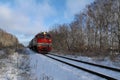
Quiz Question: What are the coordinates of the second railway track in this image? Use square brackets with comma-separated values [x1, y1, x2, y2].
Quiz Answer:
[43, 53, 120, 80]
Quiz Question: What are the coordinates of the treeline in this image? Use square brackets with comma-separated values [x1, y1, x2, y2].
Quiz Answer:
[0, 29, 23, 49]
[49, 0, 120, 56]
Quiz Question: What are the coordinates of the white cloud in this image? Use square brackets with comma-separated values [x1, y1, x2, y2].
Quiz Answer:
[0, 0, 56, 45]
[0, 5, 11, 20]
[0, 0, 56, 44]
[0, 0, 56, 34]
[64, 0, 94, 19]
[0, 0, 94, 45]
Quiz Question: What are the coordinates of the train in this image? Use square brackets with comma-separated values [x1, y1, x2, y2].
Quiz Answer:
[28, 32, 52, 53]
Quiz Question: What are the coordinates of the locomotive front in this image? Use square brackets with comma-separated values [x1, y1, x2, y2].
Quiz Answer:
[35, 32, 52, 53]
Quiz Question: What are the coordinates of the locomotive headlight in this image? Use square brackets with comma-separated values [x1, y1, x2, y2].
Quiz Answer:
[44, 32, 46, 35]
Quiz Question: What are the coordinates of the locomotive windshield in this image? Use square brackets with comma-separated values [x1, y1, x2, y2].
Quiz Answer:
[36, 33, 44, 38]
[36, 32, 51, 39]
[45, 34, 51, 39]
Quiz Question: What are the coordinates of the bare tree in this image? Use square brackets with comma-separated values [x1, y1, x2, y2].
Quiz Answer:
[49, 0, 120, 56]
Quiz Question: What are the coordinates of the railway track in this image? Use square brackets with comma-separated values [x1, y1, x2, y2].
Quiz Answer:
[44, 53, 120, 80]
[49, 53, 120, 72]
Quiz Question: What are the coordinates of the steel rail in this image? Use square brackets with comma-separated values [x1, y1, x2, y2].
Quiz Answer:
[49, 53, 120, 73]
[45, 54, 116, 80]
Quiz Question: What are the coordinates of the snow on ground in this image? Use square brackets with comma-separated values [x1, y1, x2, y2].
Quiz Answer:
[0, 50, 5, 55]
[48, 54, 120, 80]
[57, 53, 120, 69]
[0, 49, 33, 80]
[28, 49, 105, 80]
[0, 48, 119, 80]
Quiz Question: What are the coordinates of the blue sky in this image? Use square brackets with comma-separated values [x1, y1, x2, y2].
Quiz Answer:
[0, 0, 94, 46]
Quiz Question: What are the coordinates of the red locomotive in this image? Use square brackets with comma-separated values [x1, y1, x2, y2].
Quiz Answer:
[29, 32, 52, 53]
